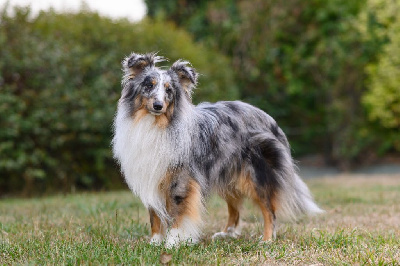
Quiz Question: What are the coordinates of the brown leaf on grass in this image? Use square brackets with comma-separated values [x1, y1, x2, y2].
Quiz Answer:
[160, 252, 172, 264]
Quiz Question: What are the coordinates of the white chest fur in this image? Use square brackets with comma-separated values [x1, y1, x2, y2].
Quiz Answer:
[112, 107, 172, 219]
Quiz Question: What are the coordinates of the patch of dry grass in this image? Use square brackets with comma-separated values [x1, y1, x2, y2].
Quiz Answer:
[1, 175, 399, 264]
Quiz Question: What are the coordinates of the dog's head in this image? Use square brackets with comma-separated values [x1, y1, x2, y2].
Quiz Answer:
[120, 52, 198, 125]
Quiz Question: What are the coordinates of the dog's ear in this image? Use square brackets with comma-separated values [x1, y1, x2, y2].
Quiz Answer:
[170, 60, 198, 98]
[122, 52, 165, 79]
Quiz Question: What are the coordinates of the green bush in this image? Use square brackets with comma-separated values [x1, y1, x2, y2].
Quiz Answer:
[362, 0, 400, 153]
[146, 0, 400, 166]
[0, 6, 238, 195]
[146, 0, 370, 165]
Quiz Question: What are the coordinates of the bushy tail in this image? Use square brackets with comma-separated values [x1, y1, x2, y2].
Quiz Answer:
[275, 172, 324, 222]
[251, 132, 324, 222]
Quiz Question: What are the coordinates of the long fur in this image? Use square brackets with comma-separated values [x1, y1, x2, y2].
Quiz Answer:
[112, 52, 323, 247]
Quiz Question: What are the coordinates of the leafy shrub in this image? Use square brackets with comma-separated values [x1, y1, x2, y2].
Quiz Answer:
[0, 6, 238, 195]
[362, 0, 400, 153]
[146, 0, 370, 165]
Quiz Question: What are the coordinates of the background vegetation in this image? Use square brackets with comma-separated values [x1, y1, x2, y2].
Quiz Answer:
[146, 0, 400, 166]
[1, 0, 400, 195]
[0, 5, 237, 195]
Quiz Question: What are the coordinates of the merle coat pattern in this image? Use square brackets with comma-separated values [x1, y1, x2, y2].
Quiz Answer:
[112, 52, 322, 247]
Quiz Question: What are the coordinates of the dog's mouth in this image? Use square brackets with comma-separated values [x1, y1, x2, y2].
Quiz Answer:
[149, 110, 163, 116]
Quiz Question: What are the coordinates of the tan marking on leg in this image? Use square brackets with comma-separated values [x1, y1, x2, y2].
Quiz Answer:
[255, 198, 274, 241]
[236, 170, 276, 241]
[163, 176, 203, 247]
[270, 192, 278, 214]
[213, 171, 246, 238]
[158, 171, 174, 221]
[224, 195, 242, 232]
[254, 190, 277, 241]
[157, 171, 202, 247]
[173, 180, 202, 228]
[149, 208, 163, 237]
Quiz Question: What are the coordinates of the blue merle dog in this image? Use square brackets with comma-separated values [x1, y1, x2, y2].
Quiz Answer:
[112, 52, 322, 248]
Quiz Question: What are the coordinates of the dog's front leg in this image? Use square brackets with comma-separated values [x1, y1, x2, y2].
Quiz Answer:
[164, 178, 203, 248]
[149, 208, 165, 245]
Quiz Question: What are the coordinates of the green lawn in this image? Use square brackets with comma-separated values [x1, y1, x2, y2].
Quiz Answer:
[1, 175, 399, 265]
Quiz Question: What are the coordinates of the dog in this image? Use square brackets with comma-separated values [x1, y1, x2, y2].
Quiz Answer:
[112, 52, 322, 247]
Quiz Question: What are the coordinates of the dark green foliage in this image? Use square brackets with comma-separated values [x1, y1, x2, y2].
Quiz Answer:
[362, 0, 400, 154]
[2, 0, 400, 195]
[0, 6, 238, 195]
[145, 0, 400, 166]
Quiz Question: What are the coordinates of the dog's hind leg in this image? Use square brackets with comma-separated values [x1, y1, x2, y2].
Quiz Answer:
[254, 195, 277, 241]
[212, 195, 243, 239]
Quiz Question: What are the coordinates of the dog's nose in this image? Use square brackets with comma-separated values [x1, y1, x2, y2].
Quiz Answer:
[153, 101, 163, 111]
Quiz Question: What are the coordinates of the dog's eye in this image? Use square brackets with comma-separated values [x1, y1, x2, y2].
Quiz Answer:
[166, 88, 172, 94]
[146, 84, 153, 89]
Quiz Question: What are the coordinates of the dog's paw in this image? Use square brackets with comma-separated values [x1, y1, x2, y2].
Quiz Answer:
[150, 233, 163, 245]
[258, 232, 276, 244]
[212, 231, 229, 239]
[212, 225, 241, 240]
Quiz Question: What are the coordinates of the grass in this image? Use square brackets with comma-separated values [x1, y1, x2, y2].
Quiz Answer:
[1, 175, 400, 265]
